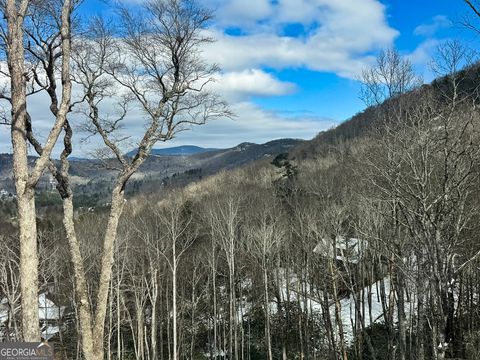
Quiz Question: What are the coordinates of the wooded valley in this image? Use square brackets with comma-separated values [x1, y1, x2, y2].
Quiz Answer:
[2, 0, 480, 359]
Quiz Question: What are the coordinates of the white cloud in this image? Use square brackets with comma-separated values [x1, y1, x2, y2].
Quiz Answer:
[414, 15, 451, 37]
[407, 39, 440, 65]
[116, 0, 397, 78]
[201, 0, 398, 78]
[203, 30, 381, 78]
[0, 82, 331, 156]
[210, 0, 273, 29]
[0, 101, 333, 155]
[212, 69, 297, 101]
[159, 101, 336, 149]
[405, 39, 441, 81]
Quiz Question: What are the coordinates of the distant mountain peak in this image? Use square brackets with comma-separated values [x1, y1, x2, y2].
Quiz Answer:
[127, 145, 219, 157]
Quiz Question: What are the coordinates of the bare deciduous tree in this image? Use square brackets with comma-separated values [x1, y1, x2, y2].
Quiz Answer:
[360, 48, 422, 107]
[38, 1, 231, 359]
[0, 0, 73, 341]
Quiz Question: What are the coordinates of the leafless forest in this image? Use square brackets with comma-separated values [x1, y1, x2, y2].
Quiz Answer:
[2, 0, 480, 359]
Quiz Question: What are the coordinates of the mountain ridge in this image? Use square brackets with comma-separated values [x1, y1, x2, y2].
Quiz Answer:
[126, 145, 220, 157]
[0, 138, 304, 198]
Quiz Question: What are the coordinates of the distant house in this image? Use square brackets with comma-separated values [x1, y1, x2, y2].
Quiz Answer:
[0, 292, 66, 341]
[313, 236, 368, 265]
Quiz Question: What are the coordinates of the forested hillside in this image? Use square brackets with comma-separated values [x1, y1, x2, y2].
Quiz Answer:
[3, 43, 480, 360]
[2, 0, 480, 359]
[0, 139, 302, 206]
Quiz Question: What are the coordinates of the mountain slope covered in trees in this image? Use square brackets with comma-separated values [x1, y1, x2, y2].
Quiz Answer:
[0, 139, 302, 204]
[3, 0, 480, 359]
[2, 24, 480, 360]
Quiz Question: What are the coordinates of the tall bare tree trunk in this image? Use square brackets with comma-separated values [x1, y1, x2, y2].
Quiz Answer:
[396, 272, 407, 360]
[416, 251, 426, 360]
[150, 270, 158, 360]
[296, 277, 305, 360]
[263, 265, 273, 360]
[6, 0, 74, 342]
[93, 188, 126, 358]
[275, 260, 288, 360]
[329, 259, 348, 360]
[62, 186, 126, 360]
[172, 256, 178, 360]
[16, 191, 39, 341]
[117, 267, 122, 360]
[63, 197, 97, 359]
[6, 0, 39, 342]
[228, 255, 235, 360]
[211, 240, 218, 360]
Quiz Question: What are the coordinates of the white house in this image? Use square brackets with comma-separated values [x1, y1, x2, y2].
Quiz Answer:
[313, 236, 368, 264]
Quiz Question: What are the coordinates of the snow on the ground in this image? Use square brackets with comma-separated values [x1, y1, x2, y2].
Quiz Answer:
[337, 278, 397, 343]
[272, 273, 412, 344]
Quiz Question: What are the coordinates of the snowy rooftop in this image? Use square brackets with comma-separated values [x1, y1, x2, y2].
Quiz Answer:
[313, 236, 368, 264]
[1, 293, 66, 341]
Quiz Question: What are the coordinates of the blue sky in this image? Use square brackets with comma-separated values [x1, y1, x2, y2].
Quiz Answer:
[250, 1, 477, 121]
[82, 0, 479, 148]
[0, 0, 478, 155]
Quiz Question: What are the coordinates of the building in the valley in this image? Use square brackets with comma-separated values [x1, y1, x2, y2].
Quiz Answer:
[314, 236, 368, 265]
